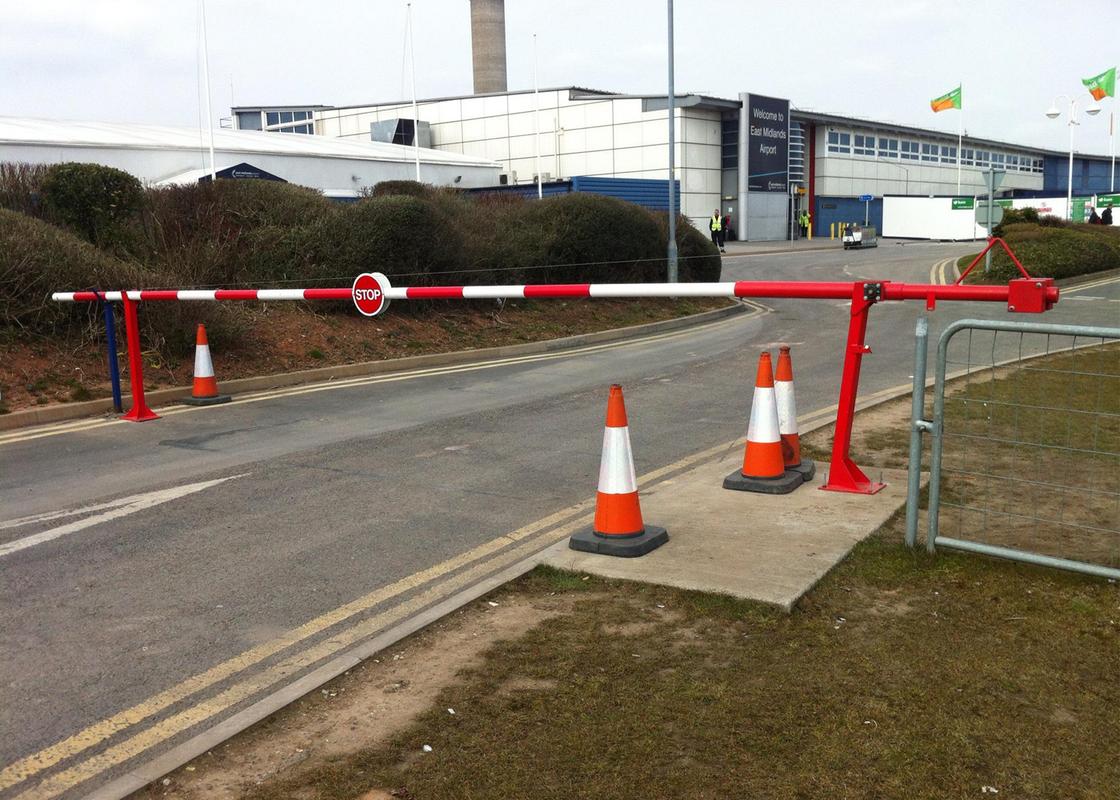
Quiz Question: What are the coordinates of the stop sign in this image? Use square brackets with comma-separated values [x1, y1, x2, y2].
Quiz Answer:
[352, 272, 390, 317]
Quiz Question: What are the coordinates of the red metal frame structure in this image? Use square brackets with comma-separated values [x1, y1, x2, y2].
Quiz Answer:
[54, 276, 1059, 494]
[955, 237, 1032, 285]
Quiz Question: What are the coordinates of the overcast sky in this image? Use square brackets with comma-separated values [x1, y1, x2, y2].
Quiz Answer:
[3, 0, 1118, 154]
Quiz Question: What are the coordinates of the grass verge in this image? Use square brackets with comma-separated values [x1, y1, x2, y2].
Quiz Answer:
[223, 348, 1119, 800]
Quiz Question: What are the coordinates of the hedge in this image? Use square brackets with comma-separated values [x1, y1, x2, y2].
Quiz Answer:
[0, 208, 245, 352]
[40, 163, 146, 249]
[973, 221, 1120, 282]
[2, 166, 721, 331]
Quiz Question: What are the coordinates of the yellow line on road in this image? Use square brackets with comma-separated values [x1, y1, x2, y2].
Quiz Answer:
[0, 306, 765, 448]
[3, 431, 744, 797]
[1063, 274, 1120, 293]
[13, 520, 587, 800]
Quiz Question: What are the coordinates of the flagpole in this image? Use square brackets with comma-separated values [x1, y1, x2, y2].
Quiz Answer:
[534, 33, 542, 199]
[1111, 110, 1116, 193]
[199, 0, 216, 181]
[407, 2, 420, 182]
[956, 83, 962, 195]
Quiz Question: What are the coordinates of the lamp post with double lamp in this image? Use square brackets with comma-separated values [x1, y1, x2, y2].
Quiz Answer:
[1046, 94, 1101, 220]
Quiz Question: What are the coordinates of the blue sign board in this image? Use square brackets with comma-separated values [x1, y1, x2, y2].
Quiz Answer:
[746, 94, 790, 193]
[858, 194, 873, 202]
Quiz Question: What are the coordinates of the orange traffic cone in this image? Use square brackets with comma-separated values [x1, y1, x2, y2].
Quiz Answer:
[776, 345, 815, 481]
[724, 352, 803, 494]
[569, 385, 668, 557]
[182, 324, 232, 406]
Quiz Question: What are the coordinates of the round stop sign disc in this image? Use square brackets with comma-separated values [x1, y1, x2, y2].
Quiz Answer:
[352, 272, 391, 317]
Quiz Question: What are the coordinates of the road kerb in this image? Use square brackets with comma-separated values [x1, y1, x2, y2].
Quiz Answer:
[0, 302, 750, 433]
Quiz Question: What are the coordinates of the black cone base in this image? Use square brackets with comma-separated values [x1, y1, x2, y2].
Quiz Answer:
[722, 469, 803, 494]
[569, 525, 668, 558]
[789, 460, 816, 481]
[182, 394, 232, 406]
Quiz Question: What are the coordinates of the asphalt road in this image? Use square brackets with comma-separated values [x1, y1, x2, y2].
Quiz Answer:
[1, 242, 1117, 799]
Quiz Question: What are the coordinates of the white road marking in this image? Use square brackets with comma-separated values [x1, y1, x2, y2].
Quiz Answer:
[0, 474, 247, 559]
[0, 495, 150, 532]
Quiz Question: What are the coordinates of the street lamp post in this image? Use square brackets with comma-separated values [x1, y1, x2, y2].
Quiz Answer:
[1046, 94, 1101, 220]
[666, 0, 678, 282]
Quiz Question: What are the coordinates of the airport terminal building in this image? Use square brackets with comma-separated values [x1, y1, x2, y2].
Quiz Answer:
[234, 87, 1120, 241]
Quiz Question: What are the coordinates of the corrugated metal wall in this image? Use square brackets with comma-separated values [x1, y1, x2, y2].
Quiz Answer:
[468, 176, 680, 212]
[814, 196, 882, 237]
[570, 176, 679, 211]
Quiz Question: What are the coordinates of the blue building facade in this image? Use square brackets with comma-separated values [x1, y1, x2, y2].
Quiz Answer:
[1041, 155, 1120, 195]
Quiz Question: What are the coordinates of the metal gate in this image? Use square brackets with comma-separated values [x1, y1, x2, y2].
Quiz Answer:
[908, 318, 1120, 579]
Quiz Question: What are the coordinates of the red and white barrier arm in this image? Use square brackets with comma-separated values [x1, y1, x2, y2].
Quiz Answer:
[51, 278, 1059, 309]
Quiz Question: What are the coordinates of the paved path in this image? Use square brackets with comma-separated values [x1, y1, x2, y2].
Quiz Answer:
[1, 243, 1117, 799]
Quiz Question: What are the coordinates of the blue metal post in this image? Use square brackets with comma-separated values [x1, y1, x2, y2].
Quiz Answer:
[96, 291, 123, 413]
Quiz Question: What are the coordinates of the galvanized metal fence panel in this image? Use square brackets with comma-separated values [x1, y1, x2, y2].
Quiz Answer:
[913, 318, 1120, 580]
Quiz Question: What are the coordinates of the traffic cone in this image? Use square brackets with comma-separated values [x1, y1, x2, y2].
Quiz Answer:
[775, 345, 815, 481]
[569, 385, 668, 557]
[723, 352, 803, 494]
[182, 324, 232, 406]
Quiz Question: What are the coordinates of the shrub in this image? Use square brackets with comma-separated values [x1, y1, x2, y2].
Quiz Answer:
[0, 162, 48, 217]
[979, 222, 1120, 282]
[651, 212, 722, 282]
[365, 180, 434, 199]
[512, 193, 666, 284]
[0, 208, 245, 356]
[0, 207, 148, 332]
[302, 194, 466, 285]
[993, 205, 1038, 236]
[40, 163, 145, 248]
[144, 179, 334, 285]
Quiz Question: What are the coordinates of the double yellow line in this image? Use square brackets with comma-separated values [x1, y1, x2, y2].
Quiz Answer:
[928, 256, 961, 286]
[3, 433, 749, 799]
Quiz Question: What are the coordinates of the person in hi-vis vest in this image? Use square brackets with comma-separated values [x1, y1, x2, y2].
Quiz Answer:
[709, 209, 724, 253]
[799, 210, 810, 238]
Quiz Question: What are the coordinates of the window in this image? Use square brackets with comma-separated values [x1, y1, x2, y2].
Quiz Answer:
[974, 149, 990, 167]
[266, 112, 280, 126]
[961, 148, 975, 166]
[940, 145, 956, 164]
[854, 134, 875, 156]
[900, 140, 920, 160]
[992, 152, 1006, 167]
[236, 111, 262, 131]
[827, 130, 851, 154]
[878, 137, 899, 159]
[1007, 154, 1020, 170]
[1033, 157, 1045, 173]
[921, 143, 938, 162]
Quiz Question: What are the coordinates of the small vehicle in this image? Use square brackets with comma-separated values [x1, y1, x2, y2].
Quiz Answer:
[842, 223, 878, 250]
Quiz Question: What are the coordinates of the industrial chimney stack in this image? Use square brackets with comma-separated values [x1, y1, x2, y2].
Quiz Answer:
[469, 0, 507, 94]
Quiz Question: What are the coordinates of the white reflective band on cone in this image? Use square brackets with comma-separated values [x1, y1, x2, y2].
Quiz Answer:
[746, 386, 780, 443]
[598, 426, 638, 494]
[194, 345, 215, 379]
[775, 381, 798, 434]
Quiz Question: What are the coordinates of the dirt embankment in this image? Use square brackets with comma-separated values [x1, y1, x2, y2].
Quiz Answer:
[1, 297, 732, 414]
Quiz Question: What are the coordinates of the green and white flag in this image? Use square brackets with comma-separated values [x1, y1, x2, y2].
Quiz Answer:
[930, 85, 962, 112]
[1082, 67, 1116, 101]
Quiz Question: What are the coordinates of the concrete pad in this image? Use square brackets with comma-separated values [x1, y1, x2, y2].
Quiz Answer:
[543, 454, 919, 612]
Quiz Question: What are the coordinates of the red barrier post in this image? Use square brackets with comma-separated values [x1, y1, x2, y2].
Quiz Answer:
[120, 293, 159, 422]
[822, 282, 886, 494]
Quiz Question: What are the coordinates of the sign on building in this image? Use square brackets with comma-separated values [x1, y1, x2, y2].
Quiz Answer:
[746, 94, 789, 193]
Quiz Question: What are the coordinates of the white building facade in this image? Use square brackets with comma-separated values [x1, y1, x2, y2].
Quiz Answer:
[311, 88, 729, 230]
